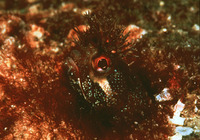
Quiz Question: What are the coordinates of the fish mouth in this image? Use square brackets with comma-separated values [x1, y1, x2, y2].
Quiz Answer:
[78, 74, 133, 108]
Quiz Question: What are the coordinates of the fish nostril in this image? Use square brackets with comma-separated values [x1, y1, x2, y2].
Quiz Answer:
[70, 49, 82, 62]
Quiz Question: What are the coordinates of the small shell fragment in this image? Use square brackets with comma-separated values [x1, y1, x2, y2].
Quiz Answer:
[175, 126, 194, 136]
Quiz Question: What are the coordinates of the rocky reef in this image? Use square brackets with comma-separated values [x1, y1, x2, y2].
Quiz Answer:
[0, 0, 199, 139]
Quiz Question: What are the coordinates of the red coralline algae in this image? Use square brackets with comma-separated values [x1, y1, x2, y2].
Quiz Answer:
[0, 0, 199, 139]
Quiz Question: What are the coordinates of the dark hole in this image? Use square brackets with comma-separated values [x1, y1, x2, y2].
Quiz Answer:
[98, 59, 108, 70]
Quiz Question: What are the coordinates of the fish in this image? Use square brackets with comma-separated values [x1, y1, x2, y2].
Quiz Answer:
[63, 13, 174, 139]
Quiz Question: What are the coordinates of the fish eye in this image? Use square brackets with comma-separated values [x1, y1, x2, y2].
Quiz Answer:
[92, 55, 111, 73]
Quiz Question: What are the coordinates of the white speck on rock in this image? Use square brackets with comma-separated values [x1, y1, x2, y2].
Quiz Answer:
[159, 1, 165, 6]
[192, 24, 200, 32]
[169, 132, 182, 140]
[155, 88, 172, 102]
[195, 106, 198, 112]
[167, 15, 171, 21]
[175, 126, 194, 136]
[82, 9, 92, 15]
[169, 100, 186, 125]
[169, 116, 185, 126]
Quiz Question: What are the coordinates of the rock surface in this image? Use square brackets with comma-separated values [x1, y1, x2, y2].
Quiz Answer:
[0, 0, 199, 139]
